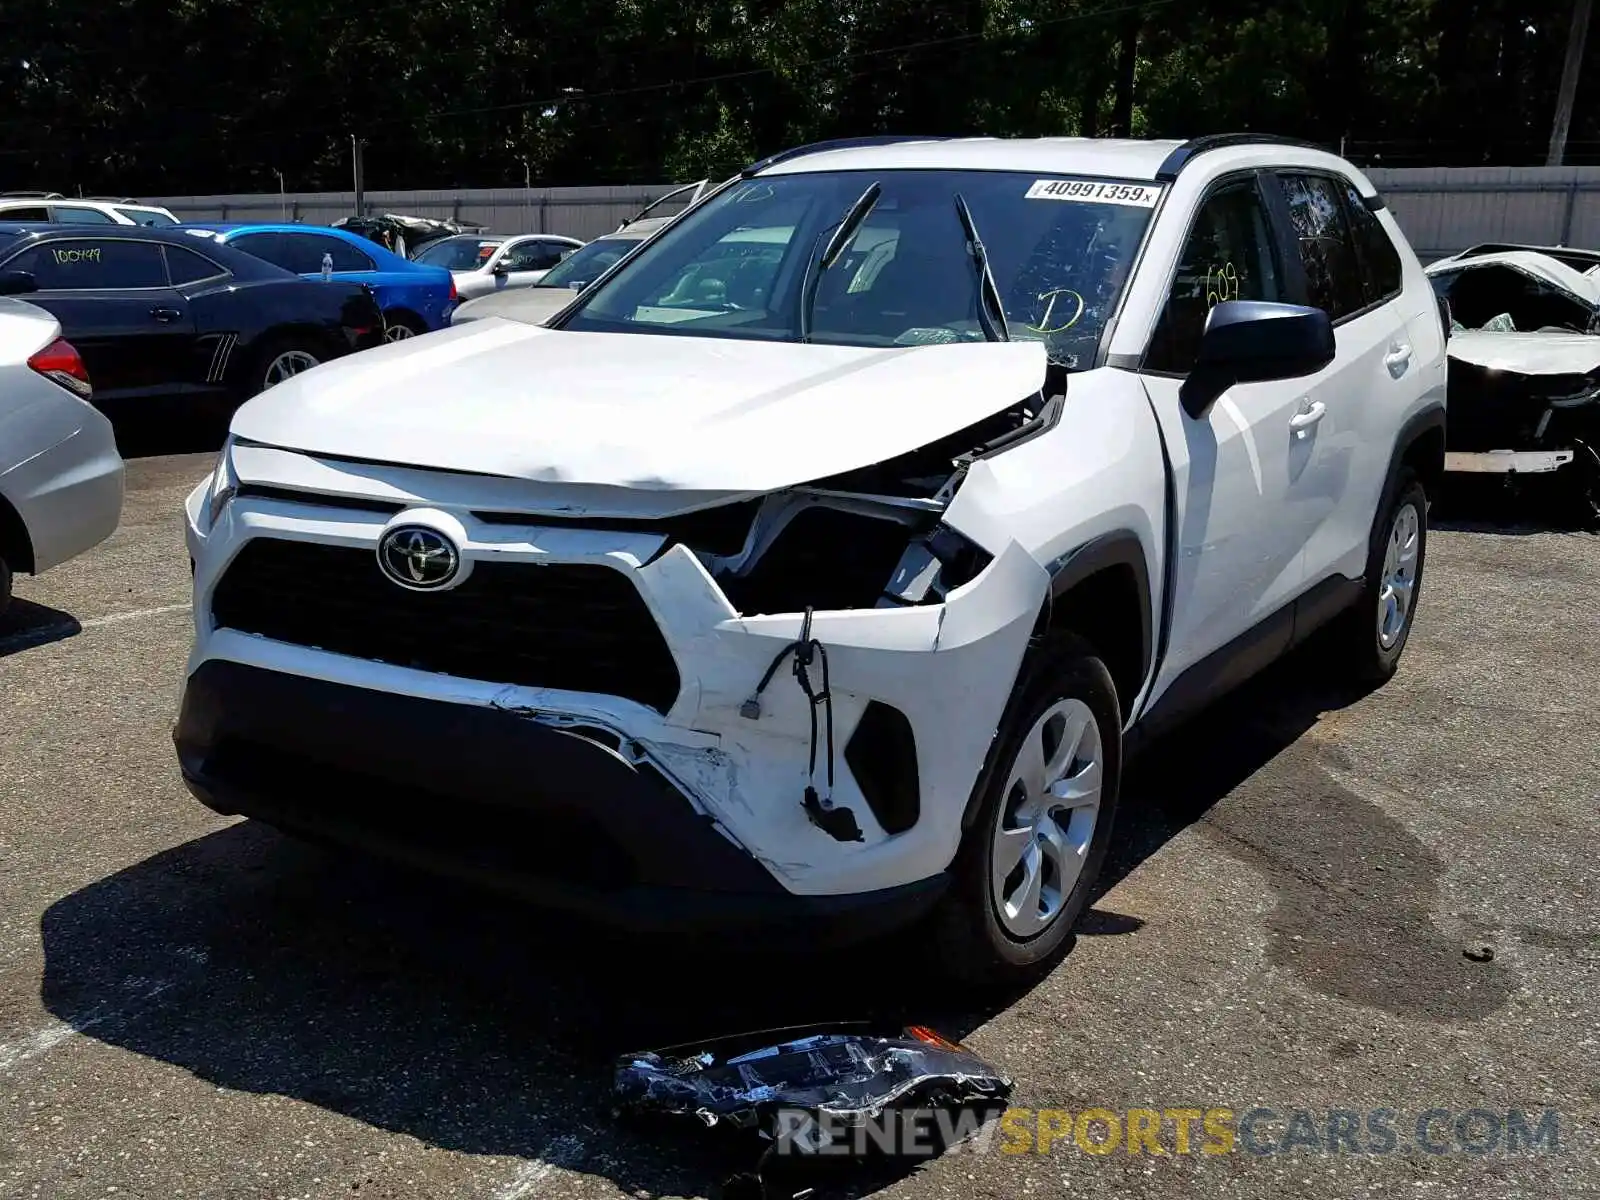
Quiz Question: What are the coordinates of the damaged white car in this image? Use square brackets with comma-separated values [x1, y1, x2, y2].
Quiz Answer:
[177, 134, 1446, 981]
[1426, 244, 1600, 522]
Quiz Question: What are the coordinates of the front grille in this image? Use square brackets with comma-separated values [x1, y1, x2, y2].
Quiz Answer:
[211, 539, 681, 712]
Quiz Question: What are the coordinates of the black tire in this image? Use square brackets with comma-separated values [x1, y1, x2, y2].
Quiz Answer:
[1565, 440, 1600, 530]
[382, 311, 426, 341]
[929, 632, 1123, 987]
[0, 554, 11, 618]
[1331, 468, 1429, 685]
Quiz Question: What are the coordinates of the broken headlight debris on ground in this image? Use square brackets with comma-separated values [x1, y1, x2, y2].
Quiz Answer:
[614, 1024, 1012, 1192]
[1425, 245, 1600, 524]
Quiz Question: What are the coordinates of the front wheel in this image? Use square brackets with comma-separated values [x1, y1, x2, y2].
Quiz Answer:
[929, 633, 1122, 986]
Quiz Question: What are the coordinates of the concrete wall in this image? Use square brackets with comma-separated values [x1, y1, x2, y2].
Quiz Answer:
[144, 185, 687, 242]
[1365, 166, 1600, 261]
[148, 167, 1600, 260]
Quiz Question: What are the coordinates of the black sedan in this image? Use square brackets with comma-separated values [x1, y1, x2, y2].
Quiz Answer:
[0, 225, 383, 419]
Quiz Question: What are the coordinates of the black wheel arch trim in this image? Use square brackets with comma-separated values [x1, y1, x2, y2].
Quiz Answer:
[960, 532, 1152, 833]
[1383, 403, 1447, 508]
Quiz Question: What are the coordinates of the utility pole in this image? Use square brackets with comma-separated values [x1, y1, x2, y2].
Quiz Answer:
[1547, 0, 1593, 166]
[350, 135, 366, 216]
[273, 169, 286, 221]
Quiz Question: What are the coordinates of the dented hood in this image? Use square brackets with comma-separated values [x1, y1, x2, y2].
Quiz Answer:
[230, 322, 1047, 491]
[1448, 330, 1600, 376]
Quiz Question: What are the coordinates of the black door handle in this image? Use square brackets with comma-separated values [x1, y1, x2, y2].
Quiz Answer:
[150, 306, 182, 323]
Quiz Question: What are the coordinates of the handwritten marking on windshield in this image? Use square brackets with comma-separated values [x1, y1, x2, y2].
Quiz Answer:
[1026, 288, 1085, 334]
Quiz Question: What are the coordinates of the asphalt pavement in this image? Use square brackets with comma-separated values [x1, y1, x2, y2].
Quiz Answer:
[0, 454, 1596, 1199]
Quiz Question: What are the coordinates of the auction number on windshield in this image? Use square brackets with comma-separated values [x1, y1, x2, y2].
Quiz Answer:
[1025, 179, 1162, 207]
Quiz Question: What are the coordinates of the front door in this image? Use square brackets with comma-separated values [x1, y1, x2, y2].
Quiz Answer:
[1, 237, 196, 404]
[1138, 175, 1321, 695]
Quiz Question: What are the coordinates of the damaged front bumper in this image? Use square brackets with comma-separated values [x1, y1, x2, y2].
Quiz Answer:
[178, 448, 1050, 926]
[1444, 449, 1577, 474]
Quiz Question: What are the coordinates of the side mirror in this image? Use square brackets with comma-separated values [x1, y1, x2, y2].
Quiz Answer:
[491, 261, 510, 276]
[1179, 300, 1335, 418]
[0, 270, 38, 296]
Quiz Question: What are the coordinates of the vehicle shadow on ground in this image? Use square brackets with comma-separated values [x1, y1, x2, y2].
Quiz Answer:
[37, 646, 1368, 1198]
[108, 407, 230, 460]
[0, 597, 80, 659]
[1432, 475, 1593, 535]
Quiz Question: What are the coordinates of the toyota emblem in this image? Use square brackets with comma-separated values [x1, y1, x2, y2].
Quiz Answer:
[377, 525, 460, 590]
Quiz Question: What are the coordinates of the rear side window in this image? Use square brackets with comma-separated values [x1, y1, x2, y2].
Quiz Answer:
[1336, 179, 1403, 304]
[51, 206, 116, 225]
[1145, 180, 1287, 374]
[287, 233, 375, 273]
[1279, 174, 1367, 320]
[164, 244, 227, 285]
[3, 240, 167, 289]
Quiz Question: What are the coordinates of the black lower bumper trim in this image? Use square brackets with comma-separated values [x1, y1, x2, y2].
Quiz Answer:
[174, 661, 945, 941]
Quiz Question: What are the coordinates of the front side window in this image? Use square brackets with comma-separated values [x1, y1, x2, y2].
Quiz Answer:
[416, 236, 503, 270]
[3, 239, 167, 289]
[502, 240, 569, 272]
[559, 170, 1161, 366]
[1145, 181, 1286, 374]
[52, 206, 116, 225]
[539, 238, 637, 288]
[1280, 174, 1366, 320]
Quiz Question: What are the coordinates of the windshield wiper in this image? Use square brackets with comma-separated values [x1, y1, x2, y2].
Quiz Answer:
[798, 181, 882, 343]
[953, 192, 1010, 343]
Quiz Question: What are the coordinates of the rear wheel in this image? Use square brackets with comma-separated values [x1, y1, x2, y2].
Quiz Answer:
[261, 347, 320, 390]
[930, 633, 1122, 986]
[1330, 468, 1428, 684]
[383, 312, 426, 342]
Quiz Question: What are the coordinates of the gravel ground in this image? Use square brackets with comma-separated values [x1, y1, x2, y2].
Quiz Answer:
[0, 454, 1595, 1199]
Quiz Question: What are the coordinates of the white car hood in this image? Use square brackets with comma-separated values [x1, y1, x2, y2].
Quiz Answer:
[230, 322, 1048, 492]
[1447, 330, 1600, 376]
[1426, 251, 1600, 308]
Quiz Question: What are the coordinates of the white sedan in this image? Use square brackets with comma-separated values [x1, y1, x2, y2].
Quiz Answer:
[413, 234, 584, 301]
[0, 295, 124, 613]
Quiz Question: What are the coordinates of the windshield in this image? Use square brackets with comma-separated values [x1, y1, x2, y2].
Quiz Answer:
[117, 207, 178, 227]
[415, 236, 505, 269]
[558, 169, 1160, 366]
[538, 237, 640, 289]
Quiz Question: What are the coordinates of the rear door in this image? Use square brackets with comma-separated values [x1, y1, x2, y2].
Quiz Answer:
[1272, 172, 1415, 585]
[0, 238, 196, 402]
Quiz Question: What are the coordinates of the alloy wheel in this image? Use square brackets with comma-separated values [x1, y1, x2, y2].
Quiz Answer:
[263, 349, 319, 389]
[991, 697, 1104, 939]
[1377, 501, 1421, 650]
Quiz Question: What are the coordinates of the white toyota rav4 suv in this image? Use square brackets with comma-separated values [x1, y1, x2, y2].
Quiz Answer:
[178, 134, 1446, 981]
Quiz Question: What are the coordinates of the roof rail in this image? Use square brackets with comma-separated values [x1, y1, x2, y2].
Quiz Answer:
[1154, 134, 1330, 182]
[84, 195, 141, 203]
[1, 191, 65, 200]
[740, 135, 950, 178]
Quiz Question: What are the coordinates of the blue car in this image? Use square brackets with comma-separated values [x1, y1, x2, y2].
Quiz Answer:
[179, 223, 456, 340]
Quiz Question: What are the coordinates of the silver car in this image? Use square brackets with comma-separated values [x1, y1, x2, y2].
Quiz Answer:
[414, 234, 584, 301]
[0, 297, 124, 612]
[449, 222, 664, 326]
